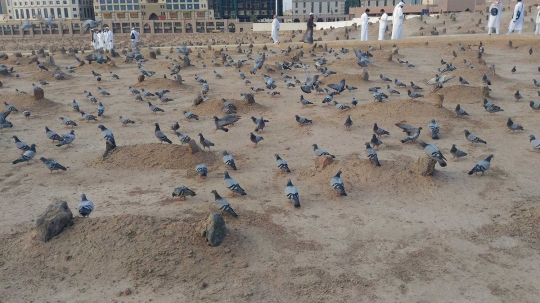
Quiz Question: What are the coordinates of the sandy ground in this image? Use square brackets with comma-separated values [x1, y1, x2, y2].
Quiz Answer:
[1, 9, 540, 303]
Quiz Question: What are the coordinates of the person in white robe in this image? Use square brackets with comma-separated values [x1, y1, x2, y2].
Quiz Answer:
[271, 15, 280, 44]
[91, 29, 97, 50]
[487, 0, 503, 35]
[130, 27, 140, 48]
[378, 9, 388, 40]
[536, 6, 540, 35]
[105, 27, 114, 50]
[508, 0, 524, 34]
[391, 1, 405, 40]
[359, 8, 370, 41]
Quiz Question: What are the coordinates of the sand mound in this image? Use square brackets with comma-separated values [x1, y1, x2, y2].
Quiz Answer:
[298, 154, 436, 196]
[431, 84, 485, 104]
[354, 99, 454, 122]
[27, 70, 72, 82]
[2, 93, 59, 110]
[132, 77, 183, 90]
[93, 143, 218, 170]
[76, 62, 119, 72]
[191, 97, 267, 116]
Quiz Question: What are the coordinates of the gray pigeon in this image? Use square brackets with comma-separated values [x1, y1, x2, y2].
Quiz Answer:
[56, 130, 75, 147]
[12, 144, 36, 164]
[506, 118, 523, 132]
[40, 157, 67, 173]
[4, 102, 18, 112]
[198, 133, 214, 150]
[468, 154, 494, 175]
[514, 90, 523, 101]
[365, 142, 381, 166]
[428, 119, 440, 139]
[313, 144, 335, 158]
[222, 150, 237, 170]
[455, 104, 469, 117]
[529, 135, 540, 150]
[59, 116, 77, 128]
[418, 141, 447, 167]
[295, 115, 312, 125]
[250, 132, 264, 147]
[172, 186, 196, 200]
[196, 164, 208, 178]
[401, 127, 422, 143]
[184, 111, 199, 121]
[80, 111, 97, 122]
[285, 179, 301, 208]
[463, 129, 486, 145]
[344, 115, 353, 130]
[330, 170, 347, 196]
[119, 116, 135, 125]
[211, 190, 238, 217]
[373, 123, 389, 137]
[154, 123, 172, 144]
[45, 126, 64, 143]
[251, 116, 269, 133]
[78, 194, 94, 217]
[371, 134, 383, 149]
[214, 115, 241, 132]
[175, 132, 191, 145]
[148, 102, 164, 114]
[450, 144, 467, 161]
[530, 101, 540, 110]
[275, 154, 291, 173]
[224, 171, 246, 196]
[12, 135, 30, 153]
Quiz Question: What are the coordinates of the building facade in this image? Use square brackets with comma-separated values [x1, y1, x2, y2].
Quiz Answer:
[93, 0, 213, 21]
[3, 0, 94, 20]
[292, 0, 345, 15]
[208, 0, 283, 22]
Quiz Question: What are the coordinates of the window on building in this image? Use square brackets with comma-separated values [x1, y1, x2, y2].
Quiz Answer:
[15, 9, 19, 18]
[14, 2, 17, 5]
[319, 2, 321, 13]
[64, 7, 68, 17]
[133, 4, 139, 9]
[133, 0, 138, 3]
[72, 7, 76, 10]
[120, 4, 125, 9]
[327, 2, 329, 12]
[113, 4, 119, 9]
[106, 0, 111, 3]
[37, 8, 41, 14]
[120, 0, 125, 2]
[100, 0, 104, 3]
[63, 0, 67, 4]
[194, 4, 198, 9]
[74, 13, 77, 16]
[57, 7, 61, 16]
[127, 4, 132, 9]
[100, 5, 105, 10]
[187, 4, 191, 9]
[106, 5, 112, 9]
[180, 4, 185, 9]
[113, 0, 118, 3]
[173, 3, 178, 8]
[44, 8, 48, 16]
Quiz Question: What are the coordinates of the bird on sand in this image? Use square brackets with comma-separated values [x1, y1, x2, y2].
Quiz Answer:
[196, 164, 208, 178]
[468, 154, 494, 175]
[198, 133, 214, 150]
[78, 194, 94, 217]
[12, 144, 36, 164]
[250, 132, 264, 147]
[418, 141, 447, 167]
[365, 142, 381, 166]
[172, 186, 196, 200]
[222, 150, 237, 170]
[40, 157, 67, 173]
[313, 144, 335, 158]
[330, 170, 347, 196]
[275, 154, 291, 173]
[285, 179, 301, 208]
[224, 171, 246, 196]
[154, 123, 172, 144]
[211, 190, 238, 217]
[450, 144, 467, 161]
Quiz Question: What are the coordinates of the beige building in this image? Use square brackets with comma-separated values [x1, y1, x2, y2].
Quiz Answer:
[93, 0, 213, 21]
[292, 0, 345, 16]
[3, 0, 94, 20]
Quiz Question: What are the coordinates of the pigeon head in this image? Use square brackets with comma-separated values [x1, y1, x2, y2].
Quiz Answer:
[486, 154, 494, 161]
[210, 190, 221, 198]
[39, 157, 47, 162]
[147, 102, 152, 105]
[372, 134, 377, 139]
[312, 144, 318, 150]
[418, 141, 428, 148]
[334, 170, 342, 178]
[29, 144, 36, 151]
[286, 178, 293, 186]
[70, 130, 75, 135]
[452, 144, 456, 147]
[45, 126, 51, 132]
[418, 127, 423, 130]
[97, 125, 106, 131]
[365, 142, 371, 147]
[463, 129, 469, 134]
[223, 150, 229, 156]
[81, 194, 87, 201]
[224, 171, 231, 179]
[530, 135, 536, 141]
[430, 119, 436, 123]
[198, 133, 203, 137]
[213, 116, 219, 121]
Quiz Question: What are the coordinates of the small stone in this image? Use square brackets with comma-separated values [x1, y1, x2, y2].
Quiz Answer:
[242, 263, 249, 268]
[124, 288, 132, 296]
[315, 155, 334, 170]
[201, 282, 208, 289]
[223, 263, 228, 268]
[225, 248, 231, 253]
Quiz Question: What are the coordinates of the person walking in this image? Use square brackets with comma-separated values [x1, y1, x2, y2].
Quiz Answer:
[359, 8, 370, 41]
[508, 0, 524, 34]
[271, 15, 280, 44]
[130, 27, 140, 48]
[487, 0, 503, 35]
[304, 13, 316, 44]
[105, 27, 114, 51]
[378, 9, 388, 40]
[535, 6, 540, 35]
[391, 1, 405, 40]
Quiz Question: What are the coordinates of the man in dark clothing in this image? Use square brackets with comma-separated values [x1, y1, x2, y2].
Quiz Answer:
[304, 13, 316, 44]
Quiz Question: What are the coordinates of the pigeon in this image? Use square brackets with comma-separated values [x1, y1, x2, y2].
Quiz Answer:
[330, 170, 347, 196]
[211, 190, 238, 217]
[36, 61, 48, 71]
[401, 127, 422, 143]
[344, 115, 353, 130]
[346, 84, 357, 91]
[87, 93, 98, 103]
[468, 154, 494, 175]
[172, 186, 196, 200]
[110, 71, 119, 79]
[530, 101, 540, 110]
[222, 150, 237, 170]
[224, 171, 246, 196]
[4, 102, 18, 112]
[97, 102, 105, 117]
[12, 144, 36, 164]
[141, 88, 155, 97]
[12, 136, 30, 153]
[195, 164, 208, 178]
[464, 129, 486, 145]
[482, 74, 491, 85]
[198, 133, 214, 150]
[250, 132, 264, 147]
[506, 118, 523, 132]
[419, 141, 447, 167]
[45, 126, 64, 143]
[408, 90, 424, 100]
[483, 99, 504, 113]
[15, 89, 27, 95]
[169, 122, 180, 131]
[285, 179, 301, 208]
[373, 123, 390, 137]
[97, 87, 110, 95]
[184, 111, 199, 121]
[56, 130, 75, 147]
[40, 157, 67, 173]
[534, 79, 540, 87]
[251, 116, 269, 133]
[20, 110, 30, 119]
[71, 100, 80, 112]
[119, 116, 135, 126]
[529, 135, 540, 150]
[80, 111, 97, 122]
[92, 70, 101, 77]
[514, 90, 523, 101]
[300, 95, 314, 106]
[405, 61, 415, 68]
[134, 94, 143, 102]
[410, 82, 423, 90]
[129, 86, 140, 94]
[371, 134, 383, 149]
[175, 132, 191, 145]
[380, 74, 392, 82]
[222, 99, 237, 110]
[322, 95, 333, 104]
[214, 70, 222, 78]
[450, 144, 467, 161]
[333, 101, 350, 110]
[150, 123, 171, 144]
[455, 104, 469, 117]
[459, 76, 469, 85]
[145, 102, 163, 114]
[0, 121, 13, 131]
[313, 144, 335, 158]
[394, 78, 406, 87]
[365, 142, 381, 166]
[275, 154, 291, 173]
[351, 98, 358, 106]
[387, 85, 400, 95]
[327, 79, 346, 92]
[529, 47, 533, 55]
[428, 119, 440, 139]
[511, 66, 516, 73]
[78, 194, 95, 217]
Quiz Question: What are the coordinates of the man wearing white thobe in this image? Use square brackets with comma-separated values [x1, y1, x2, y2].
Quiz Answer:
[271, 15, 280, 44]
[105, 27, 114, 50]
[359, 8, 370, 41]
[508, 0, 524, 34]
[535, 6, 540, 35]
[391, 1, 405, 40]
[378, 9, 388, 40]
[487, 0, 503, 35]
[91, 29, 97, 50]
[130, 27, 140, 48]
[96, 29, 103, 50]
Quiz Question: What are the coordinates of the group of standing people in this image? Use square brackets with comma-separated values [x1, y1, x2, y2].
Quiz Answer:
[358, 1, 404, 41]
[91, 27, 114, 51]
[485, 0, 540, 35]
